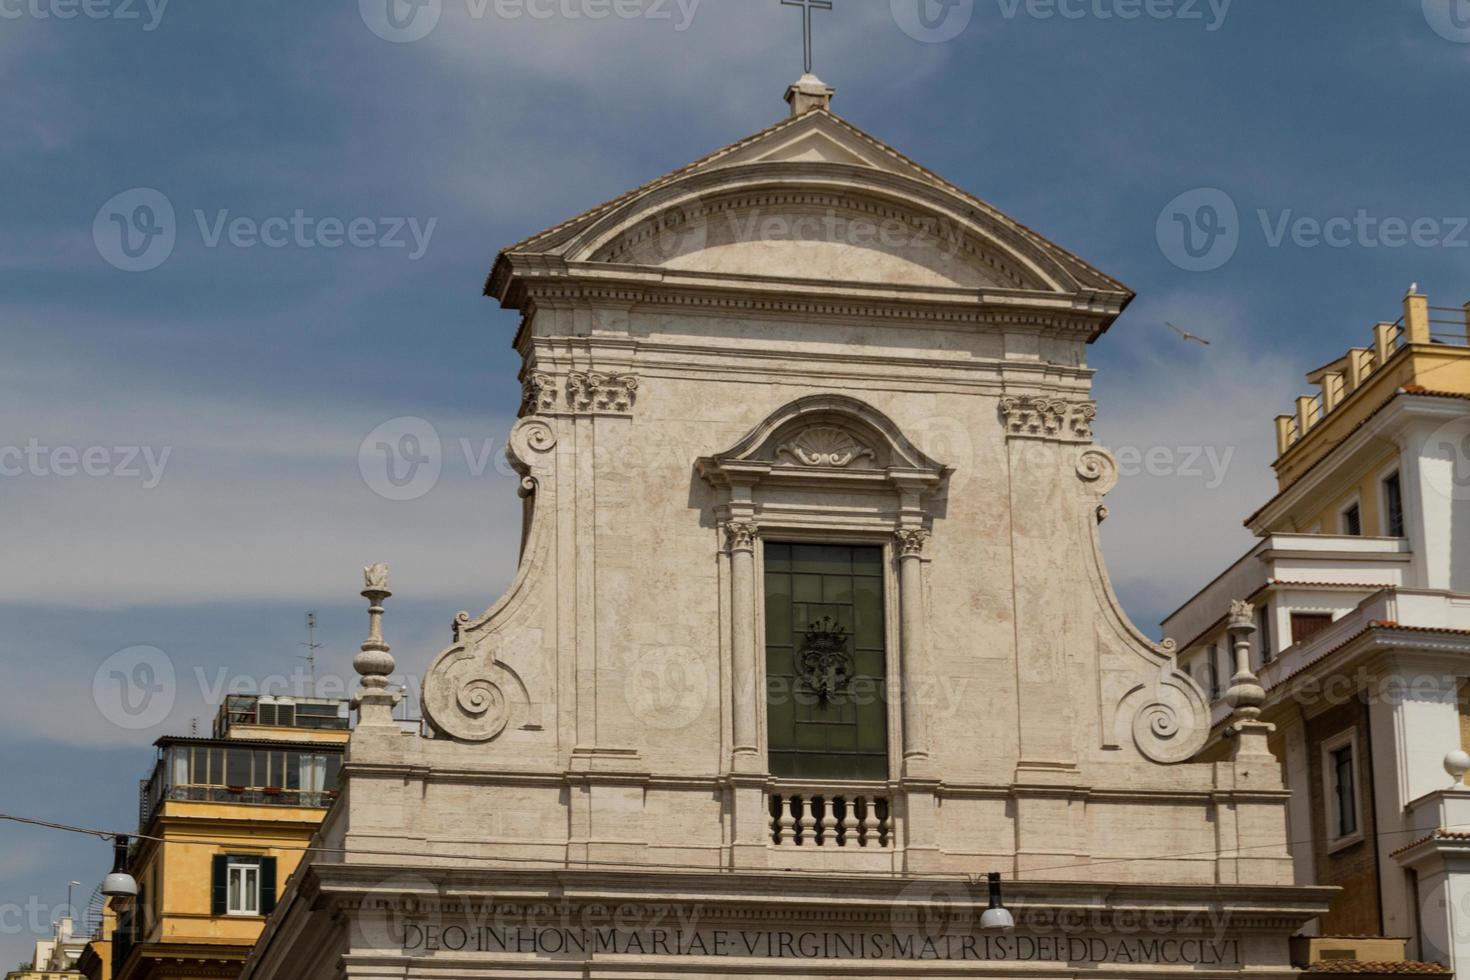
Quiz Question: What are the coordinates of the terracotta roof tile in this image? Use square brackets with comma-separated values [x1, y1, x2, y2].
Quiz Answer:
[1305, 962, 1450, 975]
[1391, 829, 1470, 857]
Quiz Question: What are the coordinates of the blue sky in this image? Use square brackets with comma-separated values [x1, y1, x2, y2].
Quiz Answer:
[3, 0, 1469, 964]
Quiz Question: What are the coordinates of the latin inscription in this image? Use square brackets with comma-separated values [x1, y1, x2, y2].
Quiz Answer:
[401, 925, 1241, 965]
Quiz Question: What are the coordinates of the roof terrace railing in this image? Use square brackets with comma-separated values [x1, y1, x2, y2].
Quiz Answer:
[1275, 292, 1469, 455]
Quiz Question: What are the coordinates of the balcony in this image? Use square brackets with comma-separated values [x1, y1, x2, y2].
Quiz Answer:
[1163, 533, 1411, 652]
[1206, 588, 1470, 727]
[139, 738, 343, 828]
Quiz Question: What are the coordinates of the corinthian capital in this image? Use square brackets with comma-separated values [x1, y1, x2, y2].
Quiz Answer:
[723, 520, 759, 553]
[894, 527, 930, 558]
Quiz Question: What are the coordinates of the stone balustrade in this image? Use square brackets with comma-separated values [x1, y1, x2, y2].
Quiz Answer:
[769, 789, 891, 848]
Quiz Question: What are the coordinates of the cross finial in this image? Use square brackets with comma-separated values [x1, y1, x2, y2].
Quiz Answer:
[782, 0, 833, 76]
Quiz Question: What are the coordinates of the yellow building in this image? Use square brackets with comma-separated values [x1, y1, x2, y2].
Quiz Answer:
[85, 696, 349, 980]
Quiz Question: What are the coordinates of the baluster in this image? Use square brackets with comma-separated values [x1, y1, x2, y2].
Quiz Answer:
[796, 796, 816, 845]
[858, 796, 878, 847]
[839, 796, 858, 847]
[877, 798, 891, 847]
[818, 796, 838, 847]
[777, 795, 796, 845]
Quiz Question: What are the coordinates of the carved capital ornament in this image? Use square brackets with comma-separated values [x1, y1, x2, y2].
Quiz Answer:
[894, 527, 930, 558]
[723, 520, 759, 553]
[999, 395, 1097, 442]
[568, 372, 639, 413]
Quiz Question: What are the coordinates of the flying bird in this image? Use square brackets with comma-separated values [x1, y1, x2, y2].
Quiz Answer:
[1165, 321, 1212, 346]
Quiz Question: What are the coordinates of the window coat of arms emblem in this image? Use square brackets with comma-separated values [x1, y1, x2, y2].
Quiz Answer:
[796, 617, 854, 702]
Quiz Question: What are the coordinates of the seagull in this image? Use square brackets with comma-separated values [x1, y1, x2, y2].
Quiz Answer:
[1165, 321, 1212, 346]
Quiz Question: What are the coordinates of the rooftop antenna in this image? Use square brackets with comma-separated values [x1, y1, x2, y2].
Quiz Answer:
[300, 612, 322, 697]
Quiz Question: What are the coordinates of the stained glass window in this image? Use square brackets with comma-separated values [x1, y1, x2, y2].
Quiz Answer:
[764, 543, 888, 780]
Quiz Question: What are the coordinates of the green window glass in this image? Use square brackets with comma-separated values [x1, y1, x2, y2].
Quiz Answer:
[764, 543, 888, 781]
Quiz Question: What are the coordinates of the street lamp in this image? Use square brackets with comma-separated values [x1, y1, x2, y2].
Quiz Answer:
[101, 837, 138, 899]
[979, 872, 1015, 932]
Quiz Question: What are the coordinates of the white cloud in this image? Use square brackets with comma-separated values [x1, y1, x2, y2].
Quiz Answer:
[1093, 292, 1300, 635]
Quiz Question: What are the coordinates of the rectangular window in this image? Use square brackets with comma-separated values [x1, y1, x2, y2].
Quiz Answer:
[764, 543, 888, 781]
[1207, 645, 1223, 701]
[1258, 605, 1274, 665]
[1291, 613, 1334, 646]
[1342, 503, 1362, 536]
[226, 862, 260, 915]
[1384, 472, 1405, 538]
[1323, 734, 1361, 844]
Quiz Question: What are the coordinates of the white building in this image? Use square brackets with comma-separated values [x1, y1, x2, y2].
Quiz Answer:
[239, 76, 1329, 980]
[1165, 293, 1470, 971]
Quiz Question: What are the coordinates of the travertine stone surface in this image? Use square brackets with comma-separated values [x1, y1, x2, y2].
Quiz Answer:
[240, 101, 1329, 980]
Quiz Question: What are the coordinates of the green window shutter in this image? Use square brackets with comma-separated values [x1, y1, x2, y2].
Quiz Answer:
[210, 855, 228, 916]
[764, 543, 889, 781]
[259, 857, 278, 915]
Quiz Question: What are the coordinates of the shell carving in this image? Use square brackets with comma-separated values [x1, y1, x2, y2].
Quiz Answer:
[777, 426, 876, 468]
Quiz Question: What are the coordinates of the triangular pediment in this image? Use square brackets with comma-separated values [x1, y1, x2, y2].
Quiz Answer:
[487, 107, 1130, 309]
[701, 113, 919, 174]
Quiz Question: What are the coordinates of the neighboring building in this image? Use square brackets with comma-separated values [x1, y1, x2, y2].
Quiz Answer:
[11, 915, 87, 980]
[1165, 290, 1470, 971]
[240, 76, 1330, 980]
[82, 695, 348, 980]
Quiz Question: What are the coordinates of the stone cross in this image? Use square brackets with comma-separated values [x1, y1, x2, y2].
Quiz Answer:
[782, 0, 833, 75]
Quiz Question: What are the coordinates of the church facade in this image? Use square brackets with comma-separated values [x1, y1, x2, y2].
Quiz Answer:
[239, 78, 1332, 979]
